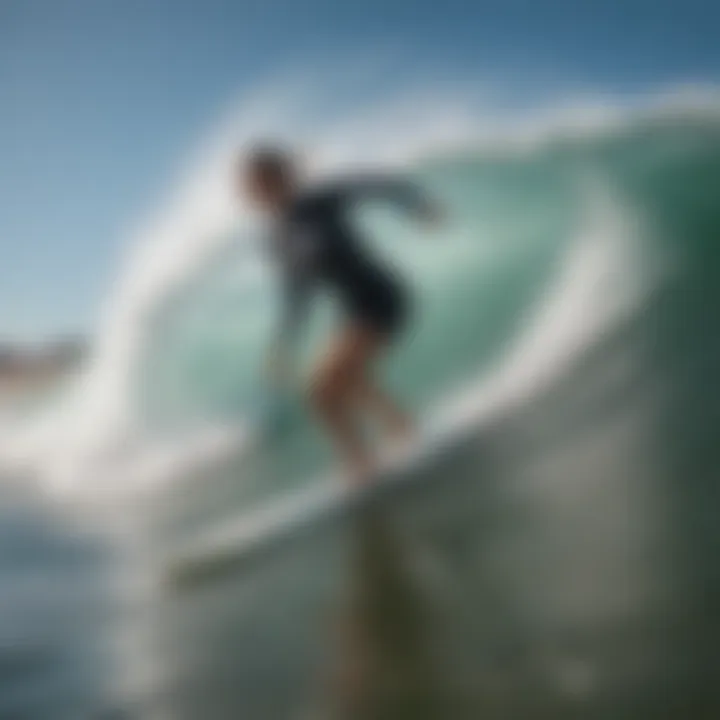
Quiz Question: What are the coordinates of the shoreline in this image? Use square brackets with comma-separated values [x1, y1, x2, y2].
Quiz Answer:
[0, 368, 76, 412]
[0, 337, 86, 410]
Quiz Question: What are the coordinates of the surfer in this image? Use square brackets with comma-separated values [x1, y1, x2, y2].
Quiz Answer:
[239, 146, 440, 482]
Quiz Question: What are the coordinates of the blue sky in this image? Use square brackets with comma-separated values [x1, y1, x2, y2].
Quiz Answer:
[1, 0, 717, 341]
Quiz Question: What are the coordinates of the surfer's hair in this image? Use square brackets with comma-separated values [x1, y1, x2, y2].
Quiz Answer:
[244, 144, 295, 186]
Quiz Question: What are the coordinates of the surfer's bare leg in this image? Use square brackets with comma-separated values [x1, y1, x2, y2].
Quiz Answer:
[309, 325, 386, 481]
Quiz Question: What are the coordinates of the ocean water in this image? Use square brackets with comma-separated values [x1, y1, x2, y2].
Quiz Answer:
[2, 96, 720, 718]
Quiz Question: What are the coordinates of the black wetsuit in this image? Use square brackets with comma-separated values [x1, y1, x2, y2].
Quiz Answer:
[271, 176, 428, 345]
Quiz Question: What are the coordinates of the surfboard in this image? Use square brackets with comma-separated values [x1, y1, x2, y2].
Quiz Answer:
[163, 408, 466, 588]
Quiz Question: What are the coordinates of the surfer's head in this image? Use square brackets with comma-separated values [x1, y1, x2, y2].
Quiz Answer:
[241, 144, 298, 211]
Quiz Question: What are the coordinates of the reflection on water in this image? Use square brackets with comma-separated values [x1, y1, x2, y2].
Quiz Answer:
[322, 506, 442, 720]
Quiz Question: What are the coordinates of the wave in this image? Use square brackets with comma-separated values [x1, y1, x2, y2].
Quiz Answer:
[0, 78, 704, 504]
[168, 180, 658, 577]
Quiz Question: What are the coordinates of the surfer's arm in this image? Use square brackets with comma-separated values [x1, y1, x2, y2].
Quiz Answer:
[328, 175, 440, 222]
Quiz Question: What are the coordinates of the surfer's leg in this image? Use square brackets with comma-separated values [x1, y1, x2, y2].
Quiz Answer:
[349, 285, 414, 446]
[309, 325, 385, 480]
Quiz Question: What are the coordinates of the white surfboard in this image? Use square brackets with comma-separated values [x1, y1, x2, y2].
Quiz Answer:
[163, 407, 465, 587]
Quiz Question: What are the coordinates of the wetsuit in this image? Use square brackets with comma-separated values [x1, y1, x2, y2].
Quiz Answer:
[271, 176, 429, 347]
